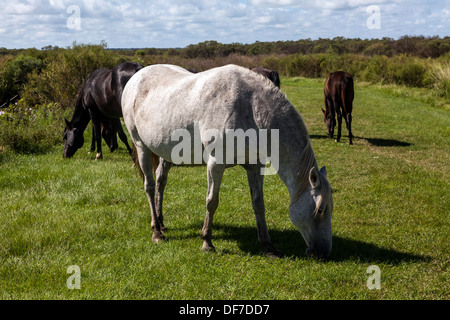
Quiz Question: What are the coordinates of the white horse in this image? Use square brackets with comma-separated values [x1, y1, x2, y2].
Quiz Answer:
[122, 64, 333, 259]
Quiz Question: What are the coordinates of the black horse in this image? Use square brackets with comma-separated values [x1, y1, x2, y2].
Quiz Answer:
[63, 61, 143, 159]
[251, 67, 281, 88]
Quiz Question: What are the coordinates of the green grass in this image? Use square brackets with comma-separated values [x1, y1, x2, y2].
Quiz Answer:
[0, 78, 448, 299]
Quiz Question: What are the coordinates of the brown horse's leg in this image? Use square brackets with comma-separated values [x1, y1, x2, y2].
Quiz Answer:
[246, 165, 280, 258]
[201, 160, 225, 252]
[155, 158, 172, 233]
[335, 103, 343, 143]
[346, 113, 353, 145]
[135, 143, 164, 242]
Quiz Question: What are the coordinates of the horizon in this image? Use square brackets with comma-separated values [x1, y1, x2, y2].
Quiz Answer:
[3, 35, 448, 51]
[1, 0, 449, 50]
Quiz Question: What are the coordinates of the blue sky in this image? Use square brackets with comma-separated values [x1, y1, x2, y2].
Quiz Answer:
[0, 0, 448, 49]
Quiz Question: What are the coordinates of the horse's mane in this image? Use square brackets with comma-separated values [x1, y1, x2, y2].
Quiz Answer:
[292, 139, 333, 220]
[224, 66, 332, 220]
[236, 65, 331, 218]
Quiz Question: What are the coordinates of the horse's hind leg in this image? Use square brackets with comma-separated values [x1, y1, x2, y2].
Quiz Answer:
[346, 113, 353, 145]
[155, 158, 172, 234]
[245, 165, 280, 258]
[201, 159, 225, 252]
[335, 103, 343, 143]
[135, 143, 164, 242]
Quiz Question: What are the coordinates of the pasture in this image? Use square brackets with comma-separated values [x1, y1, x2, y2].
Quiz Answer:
[0, 77, 448, 299]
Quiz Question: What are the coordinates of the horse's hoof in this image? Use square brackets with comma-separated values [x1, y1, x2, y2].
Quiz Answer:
[152, 233, 165, 243]
[95, 153, 103, 160]
[266, 251, 281, 259]
[201, 243, 216, 252]
[265, 247, 281, 258]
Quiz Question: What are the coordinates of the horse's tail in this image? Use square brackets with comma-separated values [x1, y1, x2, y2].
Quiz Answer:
[132, 143, 160, 181]
[342, 73, 354, 114]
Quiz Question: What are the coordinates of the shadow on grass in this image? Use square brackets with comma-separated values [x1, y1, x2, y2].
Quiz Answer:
[310, 134, 411, 147]
[169, 223, 429, 264]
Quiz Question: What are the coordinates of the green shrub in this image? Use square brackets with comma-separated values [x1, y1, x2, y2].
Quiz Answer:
[362, 55, 389, 83]
[22, 42, 123, 109]
[0, 54, 42, 106]
[0, 103, 68, 154]
[319, 53, 367, 78]
[281, 54, 324, 77]
[424, 58, 450, 99]
[385, 55, 427, 87]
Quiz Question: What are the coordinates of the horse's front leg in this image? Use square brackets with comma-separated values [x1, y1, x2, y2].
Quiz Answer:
[245, 165, 280, 258]
[136, 143, 164, 242]
[89, 111, 103, 160]
[155, 157, 172, 234]
[90, 125, 96, 152]
[201, 159, 225, 252]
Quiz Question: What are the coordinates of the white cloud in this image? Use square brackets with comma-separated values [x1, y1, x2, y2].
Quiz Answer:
[248, 0, 389, 9]
[0, 0, 448, 48]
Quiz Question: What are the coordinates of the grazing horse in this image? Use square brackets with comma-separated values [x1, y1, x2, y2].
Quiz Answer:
[122, 64, 333, 259]
[63, 61, 143, 159]
[251, 67, 281, 88]
[322, 71, 354, 145]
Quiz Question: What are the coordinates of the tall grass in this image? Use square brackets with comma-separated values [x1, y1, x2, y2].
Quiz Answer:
[425, 59, 450, 98]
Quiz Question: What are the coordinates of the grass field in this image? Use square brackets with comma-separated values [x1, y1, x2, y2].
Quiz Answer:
[0, 77, 448, 299]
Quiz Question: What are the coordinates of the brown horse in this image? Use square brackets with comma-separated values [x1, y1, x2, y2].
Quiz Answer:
[251, 67, 281, 88]
[322, 71, 354, 145]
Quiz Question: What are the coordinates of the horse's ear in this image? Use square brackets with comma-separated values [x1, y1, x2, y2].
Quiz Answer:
[321, 108, 325, 114]
[65, 118, 71, 128]
[309, 167, 320, 189]
[320, 166, 327, 179]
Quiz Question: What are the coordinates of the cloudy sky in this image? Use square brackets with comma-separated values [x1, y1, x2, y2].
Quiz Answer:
[1, 0, 449, 49]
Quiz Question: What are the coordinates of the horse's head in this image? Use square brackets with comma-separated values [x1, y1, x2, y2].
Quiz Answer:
[322, 108, 335, 139]
[63, 118, 84, 158]
[289, 166, 333, 259]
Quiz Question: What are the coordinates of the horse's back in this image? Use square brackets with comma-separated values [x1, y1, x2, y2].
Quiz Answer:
[324, 71, 354, 109]
[111, 62, 143, 104]
[122, 64, 288, 161]
[123, 64, 254, 126]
